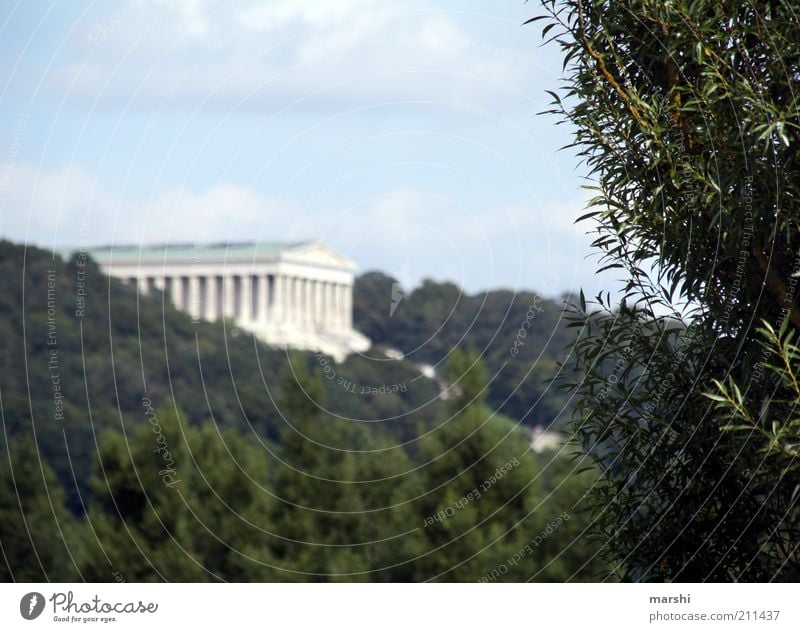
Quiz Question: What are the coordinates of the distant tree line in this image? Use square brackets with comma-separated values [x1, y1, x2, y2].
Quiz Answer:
[1, 348, 608, 581]
[354, 271, 574, 428]
[0, 241, 606, 581]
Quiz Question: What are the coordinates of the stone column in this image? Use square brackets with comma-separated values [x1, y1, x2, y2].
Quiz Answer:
[328, 282, 337, 330]
[304, 278, 313, 329]
[281, 277, 288, 323]
[198, 276, 207, 318]
[285, 275, 293, 324]
[325, 282, 334, 330]
[331, 283, 342, 331]
[309, 280, 317, 328]
[273, 274, 282, 323]
[314, 280, 323, 327]
[287, 276, 294, 324]
[240, 274, 253, 322]
[188, 275, 202, 320]
[153, 276, 165, 292]
[286, 275, 294, 324]
[320, 281, 328, 330]
[295, 277, 303, 326]
[174, 277, 185, 311]
[286, 277, 300, 325]
[300, 277, 307, 326]
[205, 275, 218, 321]
[223, 275, 236, 319]
[286, 277, 293, 324]
[257, 275, 268, 323]
[305, 279, 312, 327]
[335, 283, 345, 331]
[344, 283, 353, 330]
[296, 277, 304, 327]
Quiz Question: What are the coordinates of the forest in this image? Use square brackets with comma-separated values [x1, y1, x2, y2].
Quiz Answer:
[0, 240, 605, 581]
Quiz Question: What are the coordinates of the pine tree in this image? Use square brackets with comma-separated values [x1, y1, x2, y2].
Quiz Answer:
[82, 406, 277, 581]
[81, 407, 206, 581]
[267, 353, 365, 579]
[411, 348, 549, 581]
[0, 435, 83, 581]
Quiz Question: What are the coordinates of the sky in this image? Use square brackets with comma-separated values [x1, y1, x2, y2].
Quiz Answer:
[0, 0, 616, 297]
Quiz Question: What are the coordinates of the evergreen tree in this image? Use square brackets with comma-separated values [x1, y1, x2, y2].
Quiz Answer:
[81, 407, 206, 581]
[535, 451, 613, 581]
[0, 435, 83, 581]
[81, 407, 275, 581]
[411, 348, 550, 581]
[267, 353, 365, 579]
[342, 430, 421, 582]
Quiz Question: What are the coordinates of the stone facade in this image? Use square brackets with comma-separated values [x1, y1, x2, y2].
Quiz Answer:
[85, 240, 370, 361]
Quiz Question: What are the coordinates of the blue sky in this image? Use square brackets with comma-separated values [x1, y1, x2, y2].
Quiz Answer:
[0, 0, 615, 296]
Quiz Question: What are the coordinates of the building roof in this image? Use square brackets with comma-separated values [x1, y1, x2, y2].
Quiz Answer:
[60, 240, 357, 270]
[61, 241, 311, 263]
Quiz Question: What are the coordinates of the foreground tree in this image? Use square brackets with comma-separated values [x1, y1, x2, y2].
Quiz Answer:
[533, 0, 800, 579]
[266, 353, 368, 579]
[412, 348, 553, 581]
[82, 407, 274, 581]
[0, 436, 83, 581]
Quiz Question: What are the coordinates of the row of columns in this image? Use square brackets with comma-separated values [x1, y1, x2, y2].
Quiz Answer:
[129, 273, 352, 331]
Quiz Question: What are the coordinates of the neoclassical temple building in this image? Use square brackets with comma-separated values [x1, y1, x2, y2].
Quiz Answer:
[86, 240, 370, 361]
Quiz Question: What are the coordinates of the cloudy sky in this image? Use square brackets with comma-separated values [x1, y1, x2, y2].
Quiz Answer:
[0, 0, 614, 296]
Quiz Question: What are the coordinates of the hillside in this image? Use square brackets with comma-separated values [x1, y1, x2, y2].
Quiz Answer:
[0, 242, 574, 511]
[0, 241, 607, 582]
[353, 271, 573, 427]
[0, 241, 442, 509]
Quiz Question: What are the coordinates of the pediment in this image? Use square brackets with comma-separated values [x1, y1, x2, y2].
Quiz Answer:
[282, 241, 355, 270]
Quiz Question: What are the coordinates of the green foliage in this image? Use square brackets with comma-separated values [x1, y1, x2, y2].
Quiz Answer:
[0, 435, 83, 581]
[267, 356, 364, 579]
[81, 406, 275, 581]
[535, 0, 800, 580]
[323, 351, 443, 441]
[444, 346, 490, 412]
[0, 241, 608, 581]
[354, 272, 574, 427]
[533, 452, 611, 581]
[409, 348, 609, 581]
[0, 393, 607, 582]
[0, 241, 439, 509]
[707, 322, 800, 577]
[412, 403, 547, 580]
[0, 240, 287, 512]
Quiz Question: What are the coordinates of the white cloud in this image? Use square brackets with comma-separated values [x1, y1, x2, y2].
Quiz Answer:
[143, 183, 281, 244]
[236, 0, 380, 31]
[0, 162, 117, 247]
[0, 161, 610, 294]
[150, 0, 210, 36]
[318, 188, 609, 294]
[51, 0, 548, 112]
[3, 2, 612, 295]
[0, 161, 297, 248]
